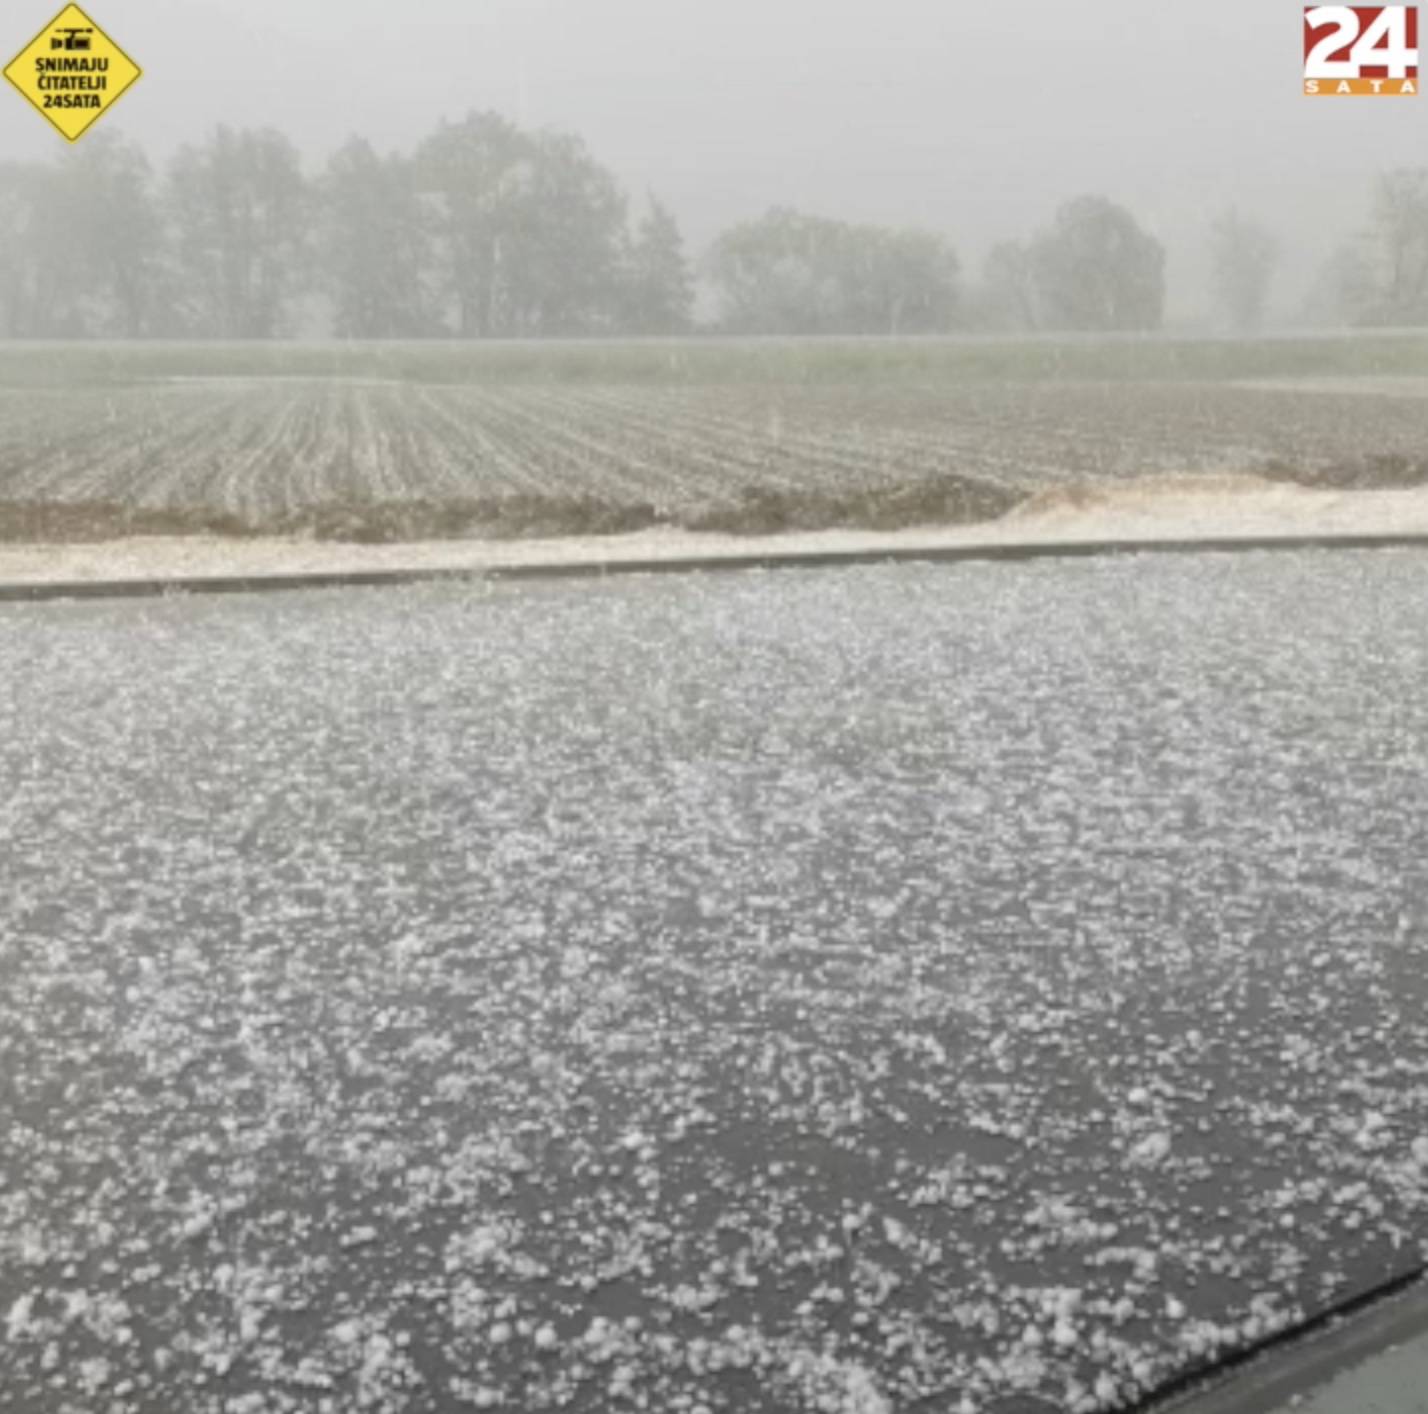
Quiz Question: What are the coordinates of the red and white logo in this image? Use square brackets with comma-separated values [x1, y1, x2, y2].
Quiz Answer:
[1304, 6, 1419, 94]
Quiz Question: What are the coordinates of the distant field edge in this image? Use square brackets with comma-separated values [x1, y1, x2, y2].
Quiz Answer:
[5, 330, 1428, 388]
[4, 529, 1428, 605]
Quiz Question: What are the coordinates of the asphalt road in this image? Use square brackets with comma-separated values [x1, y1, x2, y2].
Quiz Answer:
[1, 553, 1426, 1414]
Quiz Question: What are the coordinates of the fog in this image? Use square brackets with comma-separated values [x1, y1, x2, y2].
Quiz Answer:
[1, 0, 1423, 320]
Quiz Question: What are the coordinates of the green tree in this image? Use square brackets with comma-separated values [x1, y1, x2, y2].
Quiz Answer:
[0, 162, 65, 337]
[1029, 195, 1165, 332]
[846, 228, 959, 335]
[1310, 239, 1377, 326]
[976, 240, 1038, 331]
[415, 112, 531, 337]
[707, 207, 959, 335]
[503, 129, 627, 335]
[1209, 209, 1280, 332]
[321, 137, 434, 338]
[0, 137, 167, 338]
[166, 127, 309, 338]
[621, 195, 694, 334]
[417, 114, 630, 337]
[63, 133, 168, 336]
[706, 208, 836, 334]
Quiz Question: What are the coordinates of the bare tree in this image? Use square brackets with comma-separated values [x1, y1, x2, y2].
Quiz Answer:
[1366, 169, 1428, 324]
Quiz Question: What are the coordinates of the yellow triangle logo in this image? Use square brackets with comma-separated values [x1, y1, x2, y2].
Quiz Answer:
[4, 4, 142, 142]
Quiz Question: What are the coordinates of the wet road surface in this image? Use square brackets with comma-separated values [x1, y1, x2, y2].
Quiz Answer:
[1, 553, 1426, 1413]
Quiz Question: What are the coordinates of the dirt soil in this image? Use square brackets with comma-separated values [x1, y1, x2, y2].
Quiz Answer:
[0, 459, 1420, 548]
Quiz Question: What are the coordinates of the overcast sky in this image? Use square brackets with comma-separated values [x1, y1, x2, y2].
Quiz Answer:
[3, 0, 1424, 319]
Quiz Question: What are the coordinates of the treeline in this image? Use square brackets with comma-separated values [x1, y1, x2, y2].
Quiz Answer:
[1, 110, 1422, 339]
[0, 117, 695, 339]
[0, 114, 1171, 340]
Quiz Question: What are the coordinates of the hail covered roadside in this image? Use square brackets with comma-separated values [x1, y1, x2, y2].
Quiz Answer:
[1, 554, 1426, 1414]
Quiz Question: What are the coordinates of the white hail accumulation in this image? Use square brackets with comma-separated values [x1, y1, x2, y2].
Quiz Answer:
[0, 555, 1426, 1413]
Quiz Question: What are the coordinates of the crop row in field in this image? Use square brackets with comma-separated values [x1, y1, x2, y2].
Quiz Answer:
[1, 359, 1426, 541]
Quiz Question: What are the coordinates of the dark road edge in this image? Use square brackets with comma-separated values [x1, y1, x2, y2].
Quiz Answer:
[2, 531, 1428, 604]
[1133, 1263, 1428, 1414]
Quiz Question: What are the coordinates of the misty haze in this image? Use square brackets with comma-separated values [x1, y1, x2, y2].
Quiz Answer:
[2, 5, 1428, 1414]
